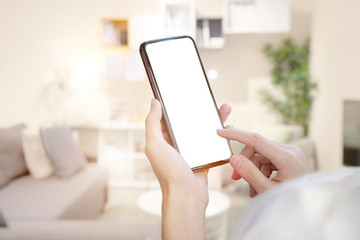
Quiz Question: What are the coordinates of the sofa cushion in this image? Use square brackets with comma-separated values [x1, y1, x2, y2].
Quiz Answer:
[0, 164, 107, 221]
[22, 129, 54, 179]
[0, 220, 161, 240]
[0, 124, 27, 188]
[0, 209, 6, 227]
[40, 126, 86, 178]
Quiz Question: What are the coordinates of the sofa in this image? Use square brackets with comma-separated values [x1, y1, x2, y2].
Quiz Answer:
[0, 220, 161, 240]
[0, 124, 110, 239]
[0, 124, 162, 240]
[0, 163, 107, 221]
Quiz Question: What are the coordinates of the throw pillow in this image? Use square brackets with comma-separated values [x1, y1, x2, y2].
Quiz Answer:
[0, 208, 6, 227]
[40, 126, 86, 178]
[22, 128, 54, 179]
[0, 124, 28, 188]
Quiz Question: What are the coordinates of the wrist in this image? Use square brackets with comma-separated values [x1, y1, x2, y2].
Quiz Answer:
[163, 183, 208, 211]
[161, 184, 208, 240]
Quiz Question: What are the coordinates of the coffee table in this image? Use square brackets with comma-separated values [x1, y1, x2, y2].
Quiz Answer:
[138, 189, 230, 240]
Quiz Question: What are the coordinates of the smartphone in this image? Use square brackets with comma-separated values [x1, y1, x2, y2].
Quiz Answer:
[140, 35, 232, 171]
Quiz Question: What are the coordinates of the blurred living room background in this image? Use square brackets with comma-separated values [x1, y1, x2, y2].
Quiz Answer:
[1, 0, 360, 239]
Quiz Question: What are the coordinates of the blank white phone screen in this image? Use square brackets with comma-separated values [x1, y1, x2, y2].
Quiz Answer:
[145, 37, 231, 168]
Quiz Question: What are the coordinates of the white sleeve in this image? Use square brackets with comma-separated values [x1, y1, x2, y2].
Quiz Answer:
[230, 167, 360, 240]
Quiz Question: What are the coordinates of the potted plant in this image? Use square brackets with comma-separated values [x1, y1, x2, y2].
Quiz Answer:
[259, 37, 317, 136]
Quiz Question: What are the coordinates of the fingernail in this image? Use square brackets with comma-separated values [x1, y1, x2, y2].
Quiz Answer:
[216, 128, 226, 132]
[216, 129, 227, 135]
[231, 155, 243, 168]
[151, 99, 156, 108]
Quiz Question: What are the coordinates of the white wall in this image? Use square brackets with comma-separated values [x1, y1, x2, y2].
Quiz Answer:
[0, 0, 311, 128]
[310, 0, 360, 170]
[0, 0, 160, 127]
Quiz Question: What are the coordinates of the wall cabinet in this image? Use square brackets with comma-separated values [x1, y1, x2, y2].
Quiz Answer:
[223, 0, 290, 34]
[162, 0, 196, 38]
[196, 18, 225, 49]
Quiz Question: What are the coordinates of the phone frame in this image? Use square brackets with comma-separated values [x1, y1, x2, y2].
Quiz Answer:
[140, 35, 232, 171]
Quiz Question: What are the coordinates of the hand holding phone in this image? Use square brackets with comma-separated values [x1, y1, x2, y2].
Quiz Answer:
[140, 36, 232, 170]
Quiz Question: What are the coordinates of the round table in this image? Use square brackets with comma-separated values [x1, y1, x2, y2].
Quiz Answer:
[138, 189, 230, 240]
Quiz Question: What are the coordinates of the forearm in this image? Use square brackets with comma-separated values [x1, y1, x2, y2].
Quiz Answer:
[162, 186, 207, 240]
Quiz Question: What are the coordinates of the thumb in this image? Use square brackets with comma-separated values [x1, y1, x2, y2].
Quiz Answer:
[145, 99, 163, 140]
[230, 155, 273, 194]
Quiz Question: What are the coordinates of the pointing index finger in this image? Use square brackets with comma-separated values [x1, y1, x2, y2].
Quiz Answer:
[217, 128, 289, 167]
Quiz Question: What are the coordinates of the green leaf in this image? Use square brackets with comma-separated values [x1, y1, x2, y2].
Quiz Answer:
[258, 37, 317, 136]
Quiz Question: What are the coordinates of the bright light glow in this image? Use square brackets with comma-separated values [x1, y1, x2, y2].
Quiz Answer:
[208, 69, 218, 80]
[70, 58, 103, 92]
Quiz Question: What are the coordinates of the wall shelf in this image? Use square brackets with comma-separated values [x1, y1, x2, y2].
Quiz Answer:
[97, 122, 156, 187]
[196, 18, 225, 49]
[100, 18, 129, 48]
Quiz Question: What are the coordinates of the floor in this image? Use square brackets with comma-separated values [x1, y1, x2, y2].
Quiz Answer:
[98, 184, 251, 240]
